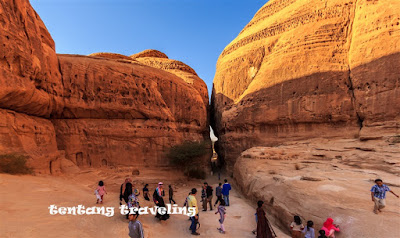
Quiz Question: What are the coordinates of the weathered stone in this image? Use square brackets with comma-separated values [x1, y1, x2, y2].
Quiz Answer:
[0, 0, 63, 117]
[0, 1, 211, 173]
[0, 109, 63, 174]
[211, 0, 400, 169]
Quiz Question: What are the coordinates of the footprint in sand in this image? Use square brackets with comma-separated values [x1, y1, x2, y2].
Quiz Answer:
[233, 215, 242, 219]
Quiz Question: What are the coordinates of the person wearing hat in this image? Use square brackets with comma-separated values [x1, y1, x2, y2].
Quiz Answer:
[153, 182, 170, 221]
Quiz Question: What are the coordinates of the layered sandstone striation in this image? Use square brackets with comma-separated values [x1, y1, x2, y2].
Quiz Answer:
[0, 1, 210, 173]
[211, 0, 400, 169]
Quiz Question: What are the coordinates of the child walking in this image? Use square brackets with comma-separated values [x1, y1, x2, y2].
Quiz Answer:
[96, 181, 107, 204]
[290, 215, 304, 238]
[302, 220, 315, 238]
[215, 199, 226, 234]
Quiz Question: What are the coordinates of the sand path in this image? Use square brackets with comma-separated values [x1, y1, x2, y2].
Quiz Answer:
[0, 168, 289, 238]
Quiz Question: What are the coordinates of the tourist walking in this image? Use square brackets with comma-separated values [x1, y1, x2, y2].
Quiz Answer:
[370, 179, 399, 214]
[188, 188, 200, 236]
[214, 183, 223, 206]
[321, 218, 340, 238]
[120, 178, 132, 205]
[128, 213, 144, 238]
[202, 182, 213, 211]
[124, 183, 133, 219]
[215, 199, 226, 234]
[290, 215, 304, 238]
[169, 184, 176, 204]
[256, 201, 276, 238]
[96, 181, 107, 204]
[128, 189, 140, 214]
[142, 184, 150, 201]
[302, 220, 315, 238]
[222, 179, 231, 206]
[153, 182, 169, 221]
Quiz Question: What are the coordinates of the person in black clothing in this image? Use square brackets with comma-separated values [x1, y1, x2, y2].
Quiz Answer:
[124, 183, 133, 219]
[120, 178, 132, 205]
[169, 185, 176, 204]
[153, 182, 169, 221]
[143, 184, 150, 201]
[202, 182, 213, 211]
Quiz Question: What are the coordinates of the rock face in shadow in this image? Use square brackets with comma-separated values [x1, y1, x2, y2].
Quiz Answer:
[0, 0, 210, 173]
[211, 0, 400, 169]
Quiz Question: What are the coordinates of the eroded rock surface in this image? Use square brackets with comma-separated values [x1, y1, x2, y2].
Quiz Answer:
[234, 139, 400, 237]
[211, 0, 400, 169]
[0, 1, 210, 173]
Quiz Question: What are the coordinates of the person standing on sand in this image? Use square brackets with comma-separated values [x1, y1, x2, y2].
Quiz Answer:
[203, 182, 213, 211]
[128, 189, 140, 215]
[215, 199, 226, 234]
[290, 215, 304, 238]
[370, 178, 399, 214]
[169, 184, 176, 204]
[124, 183, 133, 219]
[256, 201, 275, 238]
[120, 178, 132, 205]
[96, 181, 107, 204]
[320, 218, 339, 238]
[222, 179, 231, 206]
[214, 183, 223, 206]
[142, 184, 150, 201]
[302, 220, 315, 238]
[188, 188, 200, 236]
[128, 213, 144, 238]
[153, 182, 169, 221]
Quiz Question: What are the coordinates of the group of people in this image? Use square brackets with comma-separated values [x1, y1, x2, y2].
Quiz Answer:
[185, 179, 232, 236]
[92, 177, 398, 238]
[288, 216, 339, 238]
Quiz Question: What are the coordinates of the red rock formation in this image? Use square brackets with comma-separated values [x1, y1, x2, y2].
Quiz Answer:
[0, 0, 63, 117]
[130, 49, 169, 59]
[0, 1, 210, 173]
[53, 54, 209, 167]
[211, 0, 400, 169]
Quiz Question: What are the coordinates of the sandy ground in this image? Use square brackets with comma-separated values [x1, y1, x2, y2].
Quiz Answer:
[234, 139, 400, 238]
[0, 167, 289, 238]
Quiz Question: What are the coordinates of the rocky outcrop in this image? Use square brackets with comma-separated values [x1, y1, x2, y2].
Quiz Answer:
[0, 0, 210, 173]
[130, 49, 169, 59]
[233, 138, 400, 237]
[211, 0, 400, 169]
[53, 54, 209, 167]
[0, 0, 63, 118]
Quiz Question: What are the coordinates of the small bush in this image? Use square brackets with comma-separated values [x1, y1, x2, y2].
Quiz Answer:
[167, 141, 208, 179]
[0, 154, 33, 175]
[295, 164, 300, 170]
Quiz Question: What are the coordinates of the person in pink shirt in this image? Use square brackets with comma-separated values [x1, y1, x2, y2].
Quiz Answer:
[96, 180, 107, 204]
[320, 218, 339, 238]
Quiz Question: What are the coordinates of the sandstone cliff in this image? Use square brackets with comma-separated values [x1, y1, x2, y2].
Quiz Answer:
[211, 0, 400, 169]
[0, 0, 210, 173]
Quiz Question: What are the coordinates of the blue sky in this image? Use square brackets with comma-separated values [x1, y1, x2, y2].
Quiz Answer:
[31, 0, 267, 97]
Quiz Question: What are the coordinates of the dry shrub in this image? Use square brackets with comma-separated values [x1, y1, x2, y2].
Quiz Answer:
[0, 154, 33, 175]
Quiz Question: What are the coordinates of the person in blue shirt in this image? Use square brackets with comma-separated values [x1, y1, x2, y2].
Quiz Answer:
[370, 179, 399, 214]
[222, 179, 231, 206]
